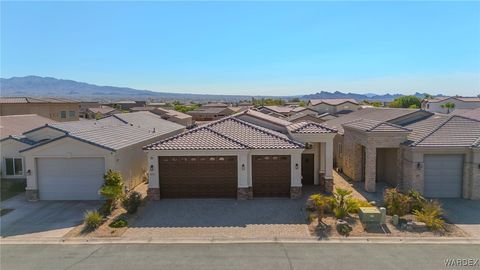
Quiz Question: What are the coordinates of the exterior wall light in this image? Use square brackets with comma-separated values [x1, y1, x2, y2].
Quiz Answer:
[26, 169, 31, 176]
[417, 162, 422, 170]
[242, 164, 245, 170]
[295, 163, 299, 169]
[150, 165, 154, 171]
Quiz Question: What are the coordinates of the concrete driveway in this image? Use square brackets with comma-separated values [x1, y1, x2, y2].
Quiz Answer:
[1, 193, 101, 239]
[441, 198, 480, 239]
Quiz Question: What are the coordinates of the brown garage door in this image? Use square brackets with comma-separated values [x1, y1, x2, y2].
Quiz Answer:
[252, 155, 291, 197]
[159, 156, 237, 198]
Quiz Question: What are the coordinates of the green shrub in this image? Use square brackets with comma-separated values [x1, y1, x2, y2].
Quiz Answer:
[122, 191, 143, 214]
[332, 188, 353, 219]
[109, 218, 128, 228]
[336, 220, 353, 236]
[384, 188, 411, 216]
[84, 210, 103, 231]
[308, 194, 333, 223]
[413, 200, 445, 231]
[99, 170, 124, 214]
[346, 198, 372, 214]
[408, 190, 426, 213]
[334, 207, 348, 219]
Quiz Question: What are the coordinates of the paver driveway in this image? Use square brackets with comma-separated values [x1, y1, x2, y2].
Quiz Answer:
[1, 193, 101, 238]
[124, 187, 322, 240]
[441, 198, 480, 239]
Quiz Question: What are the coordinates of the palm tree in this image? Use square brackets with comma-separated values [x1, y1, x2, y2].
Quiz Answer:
[441, 102, 455, 114]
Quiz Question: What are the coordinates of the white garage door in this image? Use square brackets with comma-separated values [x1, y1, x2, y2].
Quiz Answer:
[37, 157, 105, 200]
[424, 155, 463, 198]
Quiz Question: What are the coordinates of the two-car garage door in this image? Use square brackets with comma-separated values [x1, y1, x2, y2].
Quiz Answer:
[424, 155, 463, 198]
[158, 155, 292, 198]
[37, 157, 105, 200]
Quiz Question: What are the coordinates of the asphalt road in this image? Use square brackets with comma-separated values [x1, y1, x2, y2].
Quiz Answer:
[1, 243, 479, 270]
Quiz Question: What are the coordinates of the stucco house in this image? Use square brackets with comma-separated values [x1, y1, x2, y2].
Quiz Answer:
[0, 97, 80, 122]
[144, 109, 338, 200]
[322, 107, 480, 199]
[307, 99, 359, 115]
[0, 114, 56, 181]
[421, 96, 480, 114]
[3, 112, 185, 200]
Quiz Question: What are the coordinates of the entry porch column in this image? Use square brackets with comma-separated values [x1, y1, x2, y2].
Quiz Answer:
[364, 146, 377, 192]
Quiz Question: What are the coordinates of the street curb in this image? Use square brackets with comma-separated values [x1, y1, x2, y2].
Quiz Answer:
[2, 236, 479, 245]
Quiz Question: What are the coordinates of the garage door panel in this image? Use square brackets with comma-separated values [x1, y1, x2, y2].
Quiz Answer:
[424, 155, 463, 198]
[37, 157, 105, 200]
[159, 156, 237, 198]
[252, 155, 291, 197]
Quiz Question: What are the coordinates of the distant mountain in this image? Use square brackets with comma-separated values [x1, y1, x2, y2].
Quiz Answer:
[1, 75, 440, 102]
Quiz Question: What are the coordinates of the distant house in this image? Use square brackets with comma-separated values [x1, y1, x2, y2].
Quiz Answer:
[257, 106, 295, 117]
[0, 114, 56, 181]
[130, 106, 156, 112]
[109, 100, 146, 110]
[286, 112, 334, 124]
[0, 97, 80, 122]
[153, 107, 194, 127]
[79, 101, 101, 118]
[8, 112, 185, 200]
[421, 97, 480, 114]
[84, 106, 119, 119]
[187, 107, 235, 121]
[307, 99, 359, 115]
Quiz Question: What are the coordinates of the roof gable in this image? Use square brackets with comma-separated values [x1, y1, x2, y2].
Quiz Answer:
[343, 119, 411, 132]
[288, 121, 337, 134]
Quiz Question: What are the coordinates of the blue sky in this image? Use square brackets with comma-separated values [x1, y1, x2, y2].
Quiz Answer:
[1, 1, 479, 96]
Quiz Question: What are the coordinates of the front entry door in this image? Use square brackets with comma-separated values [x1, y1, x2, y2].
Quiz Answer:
[302, 154, 314, 185]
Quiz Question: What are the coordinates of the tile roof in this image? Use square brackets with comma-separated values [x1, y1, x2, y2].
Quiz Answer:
[87, 106, 117, 114]
[0, 114, 57, 139]
[342, 119, 411, 132]
[0, 97, 79, 104]
[427, 97, 480, 103]
[322, 107, 425, 134]
[308, 99, 359, 106]
[287, 121, 337, 134]
[409, 115, 480, 148]
[404, 114, 449, 143]
[260, 106, 294, 114]
[451, 108, 480, 121]
[113, 111, 184, 133]
[145, 117, 304, 150]
[22, 112, 185, 152]
[188, 107, 229, 114]
[236, 109, 293, 127]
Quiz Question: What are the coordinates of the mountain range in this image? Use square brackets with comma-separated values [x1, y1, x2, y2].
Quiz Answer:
[0, 76, 439, 102]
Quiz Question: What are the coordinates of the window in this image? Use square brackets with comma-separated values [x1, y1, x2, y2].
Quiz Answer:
[69, 111, 76, 118]
[5, 158, 23, 176]
[60, 111, 67, 119]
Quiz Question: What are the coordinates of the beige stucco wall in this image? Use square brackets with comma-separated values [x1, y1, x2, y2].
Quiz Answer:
[0, 103, 80, 122]
[0, 139, 29, 179]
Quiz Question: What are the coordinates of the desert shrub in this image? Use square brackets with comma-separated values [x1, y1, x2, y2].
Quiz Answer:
[413, 200, 445, 231]
[336, 220, 353, 236]
[99, 170, 124, 215]
[109, 218, 128, 228]
[84, 210, 103, 231]
[408, 190, 426, 213]
[308, 194, 333, 223]
[346, 198, 372, 214]
[384, 188, 411, 216]
[122, 191, 143, 214]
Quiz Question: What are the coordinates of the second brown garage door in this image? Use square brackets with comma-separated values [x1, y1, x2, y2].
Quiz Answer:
[159, 156, 237, 198]
[252, 155, 291, 197]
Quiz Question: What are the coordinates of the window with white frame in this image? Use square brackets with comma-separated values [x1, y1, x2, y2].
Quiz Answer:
[5, 158, 23, 176]
[60, 111, 67, 119]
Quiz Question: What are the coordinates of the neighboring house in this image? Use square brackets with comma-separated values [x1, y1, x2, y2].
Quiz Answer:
[451, 108, 480, 120]
[130, 106, 156, 112]
[307, 99, 359, 115]
[322, 107, 480, 199]
[0, 97, 80, 122]
[187, 107, 234, 121]
[84, 106, 118, 119]
[8, 112, 184, 201]
[108, 100, 146, 110]
[201, 102, 231, 108]
[79, 101, 101, 118]
[257, 106, 295, 117]
[421, 97, 480, 114]
[291, 107, 318, 115]
[0, 114, 56, 181]
[145, 110, 338, 200]
[152, 108, 194, 127]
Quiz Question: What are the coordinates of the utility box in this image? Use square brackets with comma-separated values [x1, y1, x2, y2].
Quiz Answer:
[358, 207, 382, 229]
